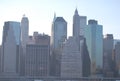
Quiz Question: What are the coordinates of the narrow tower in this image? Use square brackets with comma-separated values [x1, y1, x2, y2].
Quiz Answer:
[21, 15, 29, 47]
[73, 8, 80, 37]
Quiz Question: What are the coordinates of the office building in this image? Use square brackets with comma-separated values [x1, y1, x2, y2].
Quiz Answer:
[20, 15, 29, 76]
[51, 16, 67, 49]
[61, 36, 82, 78]
[50, 16, 67, 76]
[1, 21, 21, 76]
[25, 32, 50, 76]
[73, 9, 87, 37]
[115, 42, 120, 76]
[21, 15, 29, 47]
[80, 16, 87, 36]
[84, 20, 103, 76]
[73, 8, 80, 37]
[103, 34, 114, 77]
[80, 38, 91, 77]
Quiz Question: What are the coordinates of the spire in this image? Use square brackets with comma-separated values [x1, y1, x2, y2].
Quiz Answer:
[75, 8, 78, 15]
[53, 12, 56, 22]
[23, 14, 25, 17]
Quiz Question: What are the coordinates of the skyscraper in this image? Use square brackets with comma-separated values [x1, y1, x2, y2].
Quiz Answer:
[103, 34, 114, 77]
[115, 42, 120, 76]
[21, 15, 29, 47]
[51, 17, 67, 49]
[84, 20, 103, 76]
[50, 16, 67, 76]
[25, 32, 50, 76]
[80, 16, 87, 36]
[73, 9, 87, 37]
[73, 8, 80, 37]
[20, 15, 29, 76]
[1, 21, 21, 76]
[61, 36, 82, 78]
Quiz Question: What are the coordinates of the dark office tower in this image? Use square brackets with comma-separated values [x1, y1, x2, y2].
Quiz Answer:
[81, 38, 91, 77]
[1, 21, 21, 76]
[73, 8, 80, 37]
[50, 16, 67, 76]
[103, 34, 114, 77]
[25, 32, 50, 77]
[0, 45, 1, 73]
[115, 42, 120, 77]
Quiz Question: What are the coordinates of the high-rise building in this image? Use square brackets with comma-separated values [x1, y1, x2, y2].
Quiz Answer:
[21, 15, 29, 47]
[25, 32, 50, 76]
[20, 15, 29, 76]
[73, 8, 80, 37]
[80, 16, 87, 36]
[103, 34, 114, 77]
[73, 9, 87, 37]
[61, 36, 82, 78]
[1, 21, 21, 76]
[50, 16, 67, 76]
[84, 20, 103, 76]
[80, 38, 91, 77]
[115, 42, 120, 76]
[51, 17, 67, 49]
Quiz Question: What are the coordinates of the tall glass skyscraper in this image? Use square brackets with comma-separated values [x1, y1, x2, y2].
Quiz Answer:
[51, 17, 67, 49]
[84, 20, 103, 76]
[1, 21, 20, 76]
[50, 16, 67, 76]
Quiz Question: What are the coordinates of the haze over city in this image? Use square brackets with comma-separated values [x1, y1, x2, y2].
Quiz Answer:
[0, 0, 120, 44]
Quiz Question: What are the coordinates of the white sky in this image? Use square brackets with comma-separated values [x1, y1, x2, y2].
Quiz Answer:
[0, 0, 120, 44]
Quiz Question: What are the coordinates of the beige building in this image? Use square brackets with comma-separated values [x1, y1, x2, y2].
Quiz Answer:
[61, 36, 82, 78]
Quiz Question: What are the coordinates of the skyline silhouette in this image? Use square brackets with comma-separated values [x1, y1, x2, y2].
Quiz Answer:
[0, 0, 120, 44]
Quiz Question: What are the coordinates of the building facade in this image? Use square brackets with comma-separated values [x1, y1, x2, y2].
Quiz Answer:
[20, 15, 29, 76]
[1, 21, 21, 76]
[50, 17, 67, 76]
[25, 32, 50, 76]
[73, 9, 87, 37]
[51, 17, 67, 49]
[115, 42, 120, 76]
[84, 20, 103, 76]
[21, 15, 29, 47]
[73, 9, 80, 38]
[103, 34, 114, 77]
[79, 16, 87, 36]
[61, 36, 82, 78]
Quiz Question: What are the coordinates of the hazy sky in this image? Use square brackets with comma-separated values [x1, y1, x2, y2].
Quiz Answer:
[0, 0, 120, 44]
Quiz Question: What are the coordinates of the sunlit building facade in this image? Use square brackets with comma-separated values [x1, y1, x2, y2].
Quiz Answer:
[84, 20, 103, 76]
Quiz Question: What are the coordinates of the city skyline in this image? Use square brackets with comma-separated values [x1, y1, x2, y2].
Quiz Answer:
[0, 0, 120, 44]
